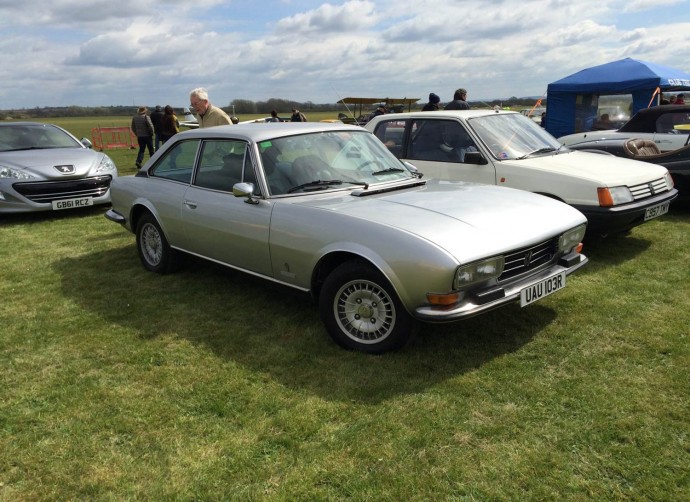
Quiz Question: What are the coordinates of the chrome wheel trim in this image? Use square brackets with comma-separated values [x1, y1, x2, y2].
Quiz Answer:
[333, 279, 396, 344]
[141, 222, 163, 266]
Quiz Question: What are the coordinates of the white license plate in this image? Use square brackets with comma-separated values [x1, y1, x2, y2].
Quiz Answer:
[644, 202, 670, 221]
[520, 272, 566, 307]
[52, 197, 93, 210]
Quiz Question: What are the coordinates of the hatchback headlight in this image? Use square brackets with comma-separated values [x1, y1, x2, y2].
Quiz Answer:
[559, 224, 586, 253]
[95, 155, 117, 174]
[454, 256, 504, 289]
[0, 166, 35, 180]
[597, 186, 633, 206]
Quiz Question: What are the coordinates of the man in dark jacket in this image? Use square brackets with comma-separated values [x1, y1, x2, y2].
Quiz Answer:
[422, 93, 441, 111]
[131, 106, 155, 168]
[150, 105, 165, 151]
[444, 88, 470, 110]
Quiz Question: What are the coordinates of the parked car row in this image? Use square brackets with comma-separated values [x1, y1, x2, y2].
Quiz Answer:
[7, 113, 683, 353]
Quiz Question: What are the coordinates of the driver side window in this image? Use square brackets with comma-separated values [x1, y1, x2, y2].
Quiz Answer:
[409, 120, 479, 163]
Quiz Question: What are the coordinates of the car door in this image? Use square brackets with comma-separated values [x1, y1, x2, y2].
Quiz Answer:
[179, 139, 273, 276]
[375, 118, 497, 184]
[653, 110, 690, 151]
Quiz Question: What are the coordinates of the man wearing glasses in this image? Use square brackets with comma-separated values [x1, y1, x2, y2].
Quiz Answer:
[189, 88, 232, 128]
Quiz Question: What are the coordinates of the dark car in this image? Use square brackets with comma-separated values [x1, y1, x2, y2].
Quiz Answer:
[560, 105, 690, 152]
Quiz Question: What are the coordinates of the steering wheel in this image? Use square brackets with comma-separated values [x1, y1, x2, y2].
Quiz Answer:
[356, 160, 378, 173]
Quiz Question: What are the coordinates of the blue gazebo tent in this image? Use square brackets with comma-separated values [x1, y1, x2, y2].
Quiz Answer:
[545, 58, 690, 138]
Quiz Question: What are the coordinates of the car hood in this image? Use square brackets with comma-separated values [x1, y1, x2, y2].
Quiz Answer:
[501, 150, 670, 186]
[292, 181, 586, 258]
[0, 148, 102, 178]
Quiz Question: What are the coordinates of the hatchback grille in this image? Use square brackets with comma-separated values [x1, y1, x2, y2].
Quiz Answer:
[629, 177, 669, 200]
[499, 238, 557, 281]
[13, 175, 112, 203]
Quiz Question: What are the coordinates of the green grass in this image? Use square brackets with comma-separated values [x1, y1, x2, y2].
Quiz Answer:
[1, 117, 689, 500]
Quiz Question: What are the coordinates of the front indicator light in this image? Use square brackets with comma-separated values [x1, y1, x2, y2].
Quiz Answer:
[597, 186, 633, 206]
[426, 292, 461, 306]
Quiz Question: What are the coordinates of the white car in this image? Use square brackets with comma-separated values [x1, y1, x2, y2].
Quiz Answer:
[366, 110, 678, 237]
[559, 104, 690, 152]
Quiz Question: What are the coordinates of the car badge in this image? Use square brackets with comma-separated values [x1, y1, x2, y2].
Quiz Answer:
[54, 165, 75, 174]
[523, 250, 533, 267]
[648, 182, 656, 195]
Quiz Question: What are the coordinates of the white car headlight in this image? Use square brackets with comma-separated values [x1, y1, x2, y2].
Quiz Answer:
[95, 155, 117, 174]
[0, 166, 36, 180]
[559, 224, 586, 253]
[597, 186, 633, 206]
[454, 256, 504, 289]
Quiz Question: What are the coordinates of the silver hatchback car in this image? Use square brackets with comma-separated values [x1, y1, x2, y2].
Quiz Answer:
[0, 122, 118, 213]
[106, 123, 588, 353]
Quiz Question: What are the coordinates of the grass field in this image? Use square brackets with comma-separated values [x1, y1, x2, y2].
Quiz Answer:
[1, 117, 689, 500]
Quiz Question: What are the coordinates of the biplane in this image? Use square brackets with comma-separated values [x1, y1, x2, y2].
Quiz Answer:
[336, 97, 419, 125]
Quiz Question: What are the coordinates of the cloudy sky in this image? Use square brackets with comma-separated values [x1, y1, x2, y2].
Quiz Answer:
[1, 0, 688, 110]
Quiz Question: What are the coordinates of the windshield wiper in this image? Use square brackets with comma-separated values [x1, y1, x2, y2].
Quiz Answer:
[516, 147, 558, 160]
[371, 167, 406, 175]
[287, 179, 368, 194]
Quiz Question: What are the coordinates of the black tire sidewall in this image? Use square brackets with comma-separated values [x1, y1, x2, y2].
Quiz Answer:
[135, 213, 173, 274]
[319, 260, 417, 353]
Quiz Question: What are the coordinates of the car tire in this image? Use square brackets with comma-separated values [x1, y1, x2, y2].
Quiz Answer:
[135, 213, 178, 274]
[319, 260, 418, 354]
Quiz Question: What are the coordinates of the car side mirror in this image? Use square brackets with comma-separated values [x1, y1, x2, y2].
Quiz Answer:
[464, 151, 488, 165]
[232, 182, 259, 204]
[81, 138, 93, 149]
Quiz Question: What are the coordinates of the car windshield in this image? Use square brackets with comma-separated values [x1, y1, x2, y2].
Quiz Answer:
[468, 113, 562, 160]
[0, 124, 81, 152]
[258, 129, 417, 194]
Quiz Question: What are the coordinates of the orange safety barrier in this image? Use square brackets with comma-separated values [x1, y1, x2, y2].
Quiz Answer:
[91, 126, 137, 150]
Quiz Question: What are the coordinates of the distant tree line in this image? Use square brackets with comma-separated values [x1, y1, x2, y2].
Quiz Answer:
[1, 96, 545, 119]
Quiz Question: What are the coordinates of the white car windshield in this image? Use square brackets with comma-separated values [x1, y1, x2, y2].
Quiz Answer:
[258, 130, 416, 194]
[468, 113, 563, 160]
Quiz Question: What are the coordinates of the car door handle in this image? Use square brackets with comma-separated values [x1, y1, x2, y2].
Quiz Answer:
[184, 200, 198, 209]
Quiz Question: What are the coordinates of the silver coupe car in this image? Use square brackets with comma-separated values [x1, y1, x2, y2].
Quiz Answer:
[0, 122, 118, 213]
[105, 123, 588, 353]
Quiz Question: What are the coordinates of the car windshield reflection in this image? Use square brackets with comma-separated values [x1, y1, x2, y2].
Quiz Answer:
[258, 130, 416, 195]
[468, 114, 563, 160]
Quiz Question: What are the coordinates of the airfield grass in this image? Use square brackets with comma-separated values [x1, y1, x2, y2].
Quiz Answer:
[0, 117, 689, 500]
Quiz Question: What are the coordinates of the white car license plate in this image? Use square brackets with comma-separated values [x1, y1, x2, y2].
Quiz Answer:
[644, 202, 670, 221]
[52, 197, 93, 210]
[520, 272, 566, 307]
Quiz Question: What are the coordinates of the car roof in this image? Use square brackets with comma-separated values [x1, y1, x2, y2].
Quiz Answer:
[367, 109, 517, 123]
[619, 104, 690, 133]
[173, 121, 367, 143]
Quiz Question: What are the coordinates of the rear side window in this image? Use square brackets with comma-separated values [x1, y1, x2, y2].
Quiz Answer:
[408, 119, 479, 163]
[150, 140, 199, 183]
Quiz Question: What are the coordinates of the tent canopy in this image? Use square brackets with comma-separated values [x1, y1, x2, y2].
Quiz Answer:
[546, 58, 690, 138]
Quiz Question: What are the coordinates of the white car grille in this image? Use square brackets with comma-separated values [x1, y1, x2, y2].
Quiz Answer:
[629, 177, 669, 200]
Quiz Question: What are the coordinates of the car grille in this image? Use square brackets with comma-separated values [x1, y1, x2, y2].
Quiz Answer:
[629, 177, 669, 200]
[13, 175, 112, 203]
[499, 238, 557, 281]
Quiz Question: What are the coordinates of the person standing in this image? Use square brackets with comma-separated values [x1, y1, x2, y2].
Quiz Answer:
[160, 105, 179, 144]
[291, 108, 307, 122]
[422, 93, 441, 111]
[131, 106, 155, 168]
[267, 110, 280, 122]
[150, 105, 165, 150]
[189, 88, 232, 128]
[444, 88, 470, 110]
